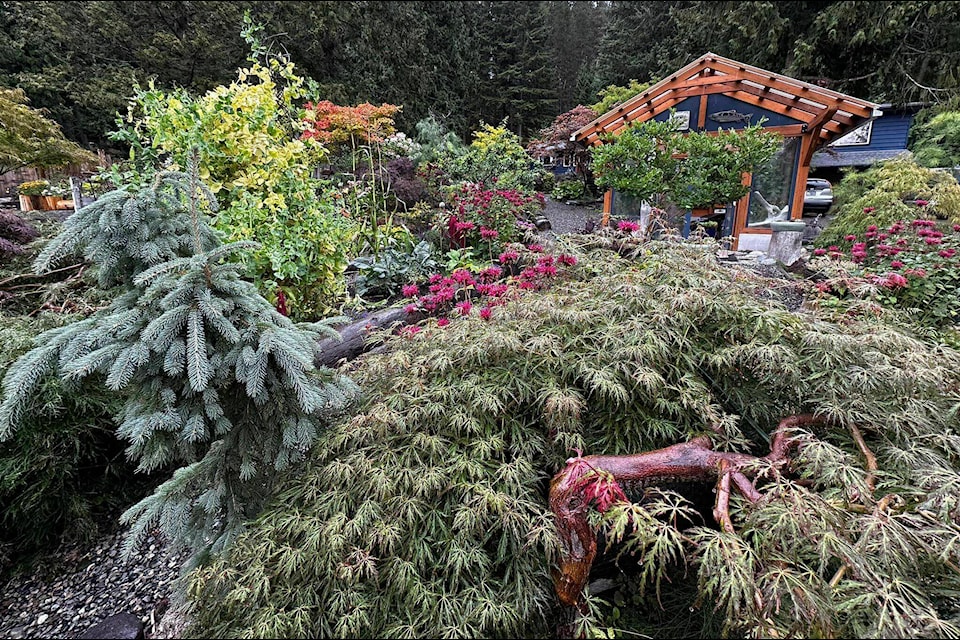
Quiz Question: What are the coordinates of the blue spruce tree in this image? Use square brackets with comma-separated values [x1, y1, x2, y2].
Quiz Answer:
[0, 169, 359, 566]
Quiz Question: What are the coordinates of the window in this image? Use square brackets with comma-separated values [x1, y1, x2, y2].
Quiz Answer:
[830, 121, 873, 147]
[747, 137, 800, 227]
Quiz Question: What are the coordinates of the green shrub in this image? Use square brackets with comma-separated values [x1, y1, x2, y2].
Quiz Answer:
[187, 244, 960, 639]
[912, 110, 960, 169]
[109, 21, 356, 320]
[817, 157, 960, 247]
[0, 314, 145, 571]
[352, 240, 440, 299]
[591, 118, 782, 209]
[448, 122, 543, 192]
[551, 177, 586, 201]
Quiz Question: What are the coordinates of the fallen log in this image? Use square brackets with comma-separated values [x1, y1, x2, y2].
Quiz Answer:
[315, 305, 426, 367]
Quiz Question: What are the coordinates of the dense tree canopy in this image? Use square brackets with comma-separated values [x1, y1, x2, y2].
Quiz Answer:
[3, 1, 960, 148]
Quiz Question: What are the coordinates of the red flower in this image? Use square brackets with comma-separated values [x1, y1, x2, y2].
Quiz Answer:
[479, 306, 492, 320]
[558, 254, 578, 266]
[498, 250, 519, 263]
[480, 227, 499, 240]
[455, 300, 472, 316]
[437, 317, 450, 327]
[890, 260, 904, 269]
[915, 199, 929, 207]
[863, 207, 876, 214]
[527, 244, 544, 252]
[813, 248, 827, 256]
[939, 249, 957, 258]
[403, 303, 418, 314]
[953, 224, 960, 232]
[402, 284, 419, 298]
[617, 220, 641, 233]
[844, 234, 857, 242]
[399, 325, 422, 338]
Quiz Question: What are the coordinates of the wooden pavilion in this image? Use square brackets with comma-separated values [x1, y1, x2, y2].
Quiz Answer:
[573, 52, 883, 250]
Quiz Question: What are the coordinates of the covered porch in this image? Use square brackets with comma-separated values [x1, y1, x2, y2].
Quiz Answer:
[573, 52, 882, 250]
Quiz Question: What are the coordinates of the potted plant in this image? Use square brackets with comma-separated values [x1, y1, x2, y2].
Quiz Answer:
[39, 183, 67, 211]
[17, 180, 49, 211]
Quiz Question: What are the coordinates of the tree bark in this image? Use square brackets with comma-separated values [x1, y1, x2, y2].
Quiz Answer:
[314, 306, 426, 367]
[549, 414, 827, 610]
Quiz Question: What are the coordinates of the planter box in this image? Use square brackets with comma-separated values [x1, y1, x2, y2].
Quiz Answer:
[19, 194, 38, 211]
[39, 196, 61, 211]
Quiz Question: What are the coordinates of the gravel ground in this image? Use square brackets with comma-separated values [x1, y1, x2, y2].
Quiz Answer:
[540, 196, 603, 237]
[0, 528, 188, 639]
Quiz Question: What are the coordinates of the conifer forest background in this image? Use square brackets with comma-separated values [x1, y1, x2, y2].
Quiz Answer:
[3, 0, 960, 148]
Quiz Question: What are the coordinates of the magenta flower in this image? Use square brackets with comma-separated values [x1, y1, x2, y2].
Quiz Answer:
[953, 224, 960, 232]
[915, 199, 929, 207]
[890, 260, 905, 269]
[813, 248, 827, 256]
[455, 300, 472, 316]
[437, 317, 450, 327]
[844, 234, 857, 242]
[884, 272, 909, 288]
[480, 227, 499, 240]
[403, 303, 418, 314]
[498, 250, 519, 263]
[617, 220, 640, 233]
[479, 306, 492, 321]
[527, 244, 544, 252]
[558, 254, 578, 266]
[402, 284, 419, 298]
[939, 249, 957, 258]
[399, 325, 422, 338]
[864, 207, 876, 214]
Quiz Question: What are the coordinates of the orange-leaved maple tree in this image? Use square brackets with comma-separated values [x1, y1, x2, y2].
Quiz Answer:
[301, 100, 400, 146]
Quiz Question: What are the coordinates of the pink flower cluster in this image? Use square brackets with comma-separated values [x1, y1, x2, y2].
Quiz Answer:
[814, 217, 960, 297]
[399, 246, 578, 334]
[617, 220, 641, 233]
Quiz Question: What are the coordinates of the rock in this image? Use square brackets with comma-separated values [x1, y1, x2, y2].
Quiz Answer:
[36, 614, 49, 625]
[77, 613, 144, 640]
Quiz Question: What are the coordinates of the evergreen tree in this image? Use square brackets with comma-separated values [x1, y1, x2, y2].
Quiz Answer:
[476, 1, 558, 139]
[0, 170, 359, 566]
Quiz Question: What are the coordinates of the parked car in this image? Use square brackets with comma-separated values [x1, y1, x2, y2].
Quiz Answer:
[804, 178, 833, 213]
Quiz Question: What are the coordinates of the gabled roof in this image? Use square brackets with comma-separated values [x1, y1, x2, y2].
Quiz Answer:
[573, 52, 883, 146]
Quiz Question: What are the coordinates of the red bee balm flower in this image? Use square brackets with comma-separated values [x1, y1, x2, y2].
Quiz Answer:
[480, 227, 499, 240]
[402, 284, 419, 298]
[479, 307, 492, 320]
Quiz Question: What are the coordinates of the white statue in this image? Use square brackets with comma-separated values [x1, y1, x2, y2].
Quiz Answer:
[748, 190, 789, 227]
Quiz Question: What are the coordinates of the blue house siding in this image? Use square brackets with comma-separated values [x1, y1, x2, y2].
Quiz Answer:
[812, 109, 917, 168]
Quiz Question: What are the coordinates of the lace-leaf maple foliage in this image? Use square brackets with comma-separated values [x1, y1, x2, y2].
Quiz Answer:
[0, 171, 359, 567]
[187, 242, 960, 638]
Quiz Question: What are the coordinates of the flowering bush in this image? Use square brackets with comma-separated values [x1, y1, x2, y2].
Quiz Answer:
[444, 183, 545, 253]
[400, 243, 578, 324]
[811, 218, 960, 326]
[16, 180, 49, 196]
[816, 157, 960, 247]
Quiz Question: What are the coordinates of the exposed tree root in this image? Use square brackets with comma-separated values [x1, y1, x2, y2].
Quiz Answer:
[549, 414, 830, 610]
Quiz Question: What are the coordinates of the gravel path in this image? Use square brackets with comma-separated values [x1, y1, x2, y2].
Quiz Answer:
[0, 528, 187, 639]
[540, 196, 603, 237]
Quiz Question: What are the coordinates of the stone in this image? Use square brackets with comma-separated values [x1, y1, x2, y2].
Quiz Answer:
[36, 613, 48, 625]
[77, 613, 144, 640]
[767, 223, 806, 267]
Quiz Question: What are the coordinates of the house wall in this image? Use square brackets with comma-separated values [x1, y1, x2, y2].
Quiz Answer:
[828, 112, 913, 154]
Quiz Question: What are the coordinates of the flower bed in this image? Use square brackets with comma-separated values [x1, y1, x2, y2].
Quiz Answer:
[811, 217, 960, 327]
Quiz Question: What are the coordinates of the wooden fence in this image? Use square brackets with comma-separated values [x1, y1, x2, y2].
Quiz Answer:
[0, 150, 113, 198]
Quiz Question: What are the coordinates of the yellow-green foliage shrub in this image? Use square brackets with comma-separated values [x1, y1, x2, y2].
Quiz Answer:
[818, 157, 960, 247]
